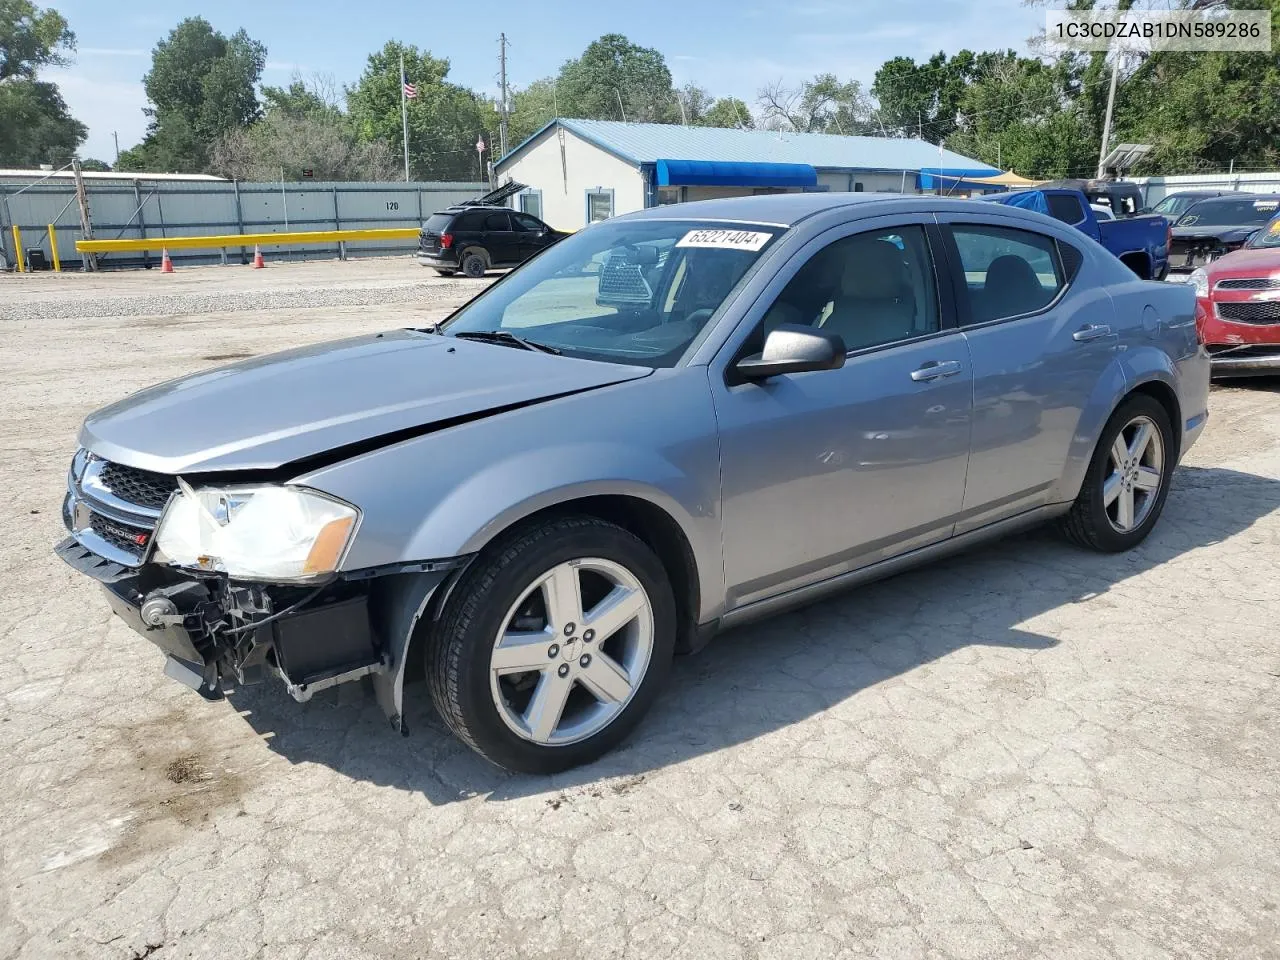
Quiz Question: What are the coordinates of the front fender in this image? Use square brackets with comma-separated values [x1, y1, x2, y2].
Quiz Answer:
[296, 369, 725, 619]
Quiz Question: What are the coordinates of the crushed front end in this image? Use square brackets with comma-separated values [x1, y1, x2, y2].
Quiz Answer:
[56, 451, 460, 718]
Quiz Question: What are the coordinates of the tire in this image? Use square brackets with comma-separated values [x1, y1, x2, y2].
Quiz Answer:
[427, 516, 677, 773]
[460, 251, 487, 278]
[1060, 394, 1175, 552]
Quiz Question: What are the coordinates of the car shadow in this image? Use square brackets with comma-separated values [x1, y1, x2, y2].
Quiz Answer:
[226, 463, 1278, 804]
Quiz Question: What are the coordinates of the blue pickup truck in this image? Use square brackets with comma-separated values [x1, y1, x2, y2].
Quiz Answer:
[985, 188, 1171, 281]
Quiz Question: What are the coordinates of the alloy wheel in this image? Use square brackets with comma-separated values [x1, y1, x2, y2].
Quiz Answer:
[488, 558, 654, 746]
[1103, 414, 1165, 533]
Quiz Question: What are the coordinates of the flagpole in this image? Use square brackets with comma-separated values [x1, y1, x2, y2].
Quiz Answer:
[400, 52, 410, 182]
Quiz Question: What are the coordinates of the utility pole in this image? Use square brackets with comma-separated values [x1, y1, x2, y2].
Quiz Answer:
[72, 158, 97, 272]
[112, 131, 119, 164]
[498, 33, 510, 159]
[1096, 51, 1120, 179]
[400, 51, 411, 182]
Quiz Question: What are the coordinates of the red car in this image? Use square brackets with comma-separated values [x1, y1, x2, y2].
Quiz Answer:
[1189, 215, 1280, 377]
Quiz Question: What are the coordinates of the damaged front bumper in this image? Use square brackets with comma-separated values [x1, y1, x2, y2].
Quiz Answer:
[55, 535, 465, 730]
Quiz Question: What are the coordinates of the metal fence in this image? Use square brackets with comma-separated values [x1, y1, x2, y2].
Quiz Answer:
[0, 178, 486, 270]
[1131, 171, 1280, 206]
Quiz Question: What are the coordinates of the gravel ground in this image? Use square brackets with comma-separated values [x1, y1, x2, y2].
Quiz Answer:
[2, 259, 1279, 960]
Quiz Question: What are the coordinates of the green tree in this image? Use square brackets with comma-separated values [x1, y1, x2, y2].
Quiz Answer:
[78, 157, 110, 171]
[0, 0, 85, 165]
[555, 34, 677, 123]
[506, 77, 558, 146]
[346, 41, 489, 180]
[757, 74, 878, 134]
[873, 51, 976, 143]
[700, 96, 754, 129]
[117, 17, 265, 172]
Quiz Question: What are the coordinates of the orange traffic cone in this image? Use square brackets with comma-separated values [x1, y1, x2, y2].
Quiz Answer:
[160, 248, 174, 273]
[251, 244, 265, 269]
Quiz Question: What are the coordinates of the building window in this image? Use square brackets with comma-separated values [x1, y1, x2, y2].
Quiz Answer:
[657, 186, 681, 206]
[586, 189, 614, 223]
[519, 189, 542, 220]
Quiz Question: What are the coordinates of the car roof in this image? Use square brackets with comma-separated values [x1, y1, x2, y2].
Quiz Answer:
[612, 192, 1047, 228]
[1188, 193, 1280, 204]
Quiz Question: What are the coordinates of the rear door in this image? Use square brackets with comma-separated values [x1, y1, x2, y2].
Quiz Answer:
[482, 211, 518, 264]
[935, 215, 1118, 531]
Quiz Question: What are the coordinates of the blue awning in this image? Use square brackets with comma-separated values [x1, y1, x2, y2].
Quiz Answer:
[656, 159, 818, 188]
[917, 166, 1003, 192]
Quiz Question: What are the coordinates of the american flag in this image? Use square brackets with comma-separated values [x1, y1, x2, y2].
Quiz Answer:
[402, 69, 417, 100]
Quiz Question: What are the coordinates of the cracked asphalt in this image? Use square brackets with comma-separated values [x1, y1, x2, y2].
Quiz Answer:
[2, 259, 1279, 960]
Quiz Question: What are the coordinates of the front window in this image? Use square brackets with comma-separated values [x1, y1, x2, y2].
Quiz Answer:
[441, 219, 783, 367]
[1178, 198, 1280, 227]
[1247, 216, 1280, 249]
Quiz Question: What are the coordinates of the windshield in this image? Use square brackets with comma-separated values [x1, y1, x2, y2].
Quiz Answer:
[1247, 216, 1280, 249]
[1152, 194, 1213, 217]
[440, 219, 783, 367]
[1177, 197, 1280, 228]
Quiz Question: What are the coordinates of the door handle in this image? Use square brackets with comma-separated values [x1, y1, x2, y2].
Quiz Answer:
[909, 360, 962, 382]
[1072, 324, 1113, 342]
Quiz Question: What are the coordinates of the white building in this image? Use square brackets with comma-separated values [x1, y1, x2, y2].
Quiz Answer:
[494, 119, 1000, 231]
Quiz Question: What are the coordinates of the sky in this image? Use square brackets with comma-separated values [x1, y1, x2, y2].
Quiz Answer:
[44, 0, 1046, 163]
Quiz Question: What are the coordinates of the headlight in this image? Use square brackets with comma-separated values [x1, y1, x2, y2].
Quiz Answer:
[1188, 268, 1209, 297]
[154, 485, 358, 582]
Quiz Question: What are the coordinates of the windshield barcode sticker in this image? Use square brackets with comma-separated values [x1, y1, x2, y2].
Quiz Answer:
[676, 229, 772, 251]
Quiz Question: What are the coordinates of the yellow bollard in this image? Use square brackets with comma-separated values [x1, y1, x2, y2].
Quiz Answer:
[47, 224, 61, 272]
[11, 225, 23, 273]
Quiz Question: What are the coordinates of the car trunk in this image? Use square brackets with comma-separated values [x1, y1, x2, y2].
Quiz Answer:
[419, 214, 453, 254]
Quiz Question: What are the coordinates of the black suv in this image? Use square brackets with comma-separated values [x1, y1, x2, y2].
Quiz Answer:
[417, 204, 566, 278]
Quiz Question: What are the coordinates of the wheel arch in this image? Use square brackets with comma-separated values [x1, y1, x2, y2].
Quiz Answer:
[431, 492, 703, 654]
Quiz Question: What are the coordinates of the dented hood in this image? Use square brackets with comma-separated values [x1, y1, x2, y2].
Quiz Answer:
[80, 330, 651, 474]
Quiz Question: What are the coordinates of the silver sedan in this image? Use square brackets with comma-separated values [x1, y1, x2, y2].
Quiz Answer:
[57, 194, 1209, 772]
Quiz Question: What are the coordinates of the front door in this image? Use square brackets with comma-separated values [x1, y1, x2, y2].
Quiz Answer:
[513, 212, 552, 261]
[937, 218, 1119, 531]
[711, 220, 974, 610]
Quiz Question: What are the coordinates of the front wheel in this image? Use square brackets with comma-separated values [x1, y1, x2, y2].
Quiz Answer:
[1060, 394, 1175, 552]
[426, 516, 677, 773]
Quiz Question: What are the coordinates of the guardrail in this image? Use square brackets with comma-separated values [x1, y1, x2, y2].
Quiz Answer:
[74, 226, 420, 254]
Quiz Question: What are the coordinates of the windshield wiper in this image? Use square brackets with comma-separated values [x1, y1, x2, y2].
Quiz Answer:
[450, 330, 562, 354]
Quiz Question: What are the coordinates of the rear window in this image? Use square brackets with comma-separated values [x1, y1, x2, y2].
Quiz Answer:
[1178, 198, 1280, 227]
[423, 214, 453, 233]
[1047, 193, 1086, 224]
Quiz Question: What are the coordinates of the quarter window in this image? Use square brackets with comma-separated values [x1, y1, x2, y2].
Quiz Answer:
[949, 225, 1064, 324]
[759, 225, 940, 352]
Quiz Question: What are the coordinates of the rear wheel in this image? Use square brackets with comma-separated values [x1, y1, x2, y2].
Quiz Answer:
[432, 268, 455, 277]
[460, 250, 487, 278]
[427, 516, 676, 773]
[1060, 394, 1174, 552]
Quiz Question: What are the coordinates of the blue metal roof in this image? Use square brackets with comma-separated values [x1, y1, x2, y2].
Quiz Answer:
[499, 118, 997, 175]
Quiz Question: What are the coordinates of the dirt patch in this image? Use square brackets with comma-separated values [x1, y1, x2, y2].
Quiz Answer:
[163, 755, 207, 784]
[201, 352, 253, 361]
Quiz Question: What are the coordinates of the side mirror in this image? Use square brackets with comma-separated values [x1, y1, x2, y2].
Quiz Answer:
[734, 324, 846, 381]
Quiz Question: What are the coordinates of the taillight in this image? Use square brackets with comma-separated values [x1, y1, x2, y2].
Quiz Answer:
[440, 233, 454, 249]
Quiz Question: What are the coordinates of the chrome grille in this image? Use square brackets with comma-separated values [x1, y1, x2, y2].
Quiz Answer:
[1217, 277, 1280, 291]
[1217, 300, 1280, 324]
[88, 512, 152, 558]
[99, 461, 177, 511]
